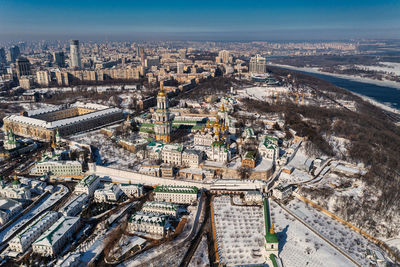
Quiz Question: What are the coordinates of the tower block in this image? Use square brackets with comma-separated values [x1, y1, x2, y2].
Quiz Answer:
[154, 81, 172, 143]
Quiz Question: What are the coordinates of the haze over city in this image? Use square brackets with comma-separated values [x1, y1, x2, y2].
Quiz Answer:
[1, 0, 400, 41]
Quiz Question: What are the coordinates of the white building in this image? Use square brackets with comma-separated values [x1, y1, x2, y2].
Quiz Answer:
[154, 185, 198, 204]
[0, 198, 23, 225]
[32, 160, 82, 176]
[207, 142, 231, 163]
[127, 212, 168, 236]
[94, 183, 122, 202]
[74, 174, 100, 196]
[272, 184, 292, 200]
[120, 184, 144, 198]
[32, 216, 80, 257]
[9, 211, 59, 253]
[244, 191, 263, 205]
[182, 149, 202, 168]
[0, 179, 31, 200]
[161, 144, 183, 166]
[249, 54, 267, 74]
[141, 201, 178, 217]
[60, 193, 88, 216]
[194, 132, 214, 146]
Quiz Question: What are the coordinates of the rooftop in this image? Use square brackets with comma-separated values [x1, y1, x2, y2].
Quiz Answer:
[33, 216, 79, 247]
[154, 185, 198, 194]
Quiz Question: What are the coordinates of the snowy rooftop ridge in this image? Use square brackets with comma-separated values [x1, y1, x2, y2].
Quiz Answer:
[5, 103, 122, 130]
[129, 212, 167, 226]
[142, 201, 178, 211]
[32, 216, 80, 247]
[154, 185, 198, 194]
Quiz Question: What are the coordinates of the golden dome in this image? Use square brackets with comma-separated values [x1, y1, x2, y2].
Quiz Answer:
[158, 90, 167, 97]
[158, 81, 166, 97]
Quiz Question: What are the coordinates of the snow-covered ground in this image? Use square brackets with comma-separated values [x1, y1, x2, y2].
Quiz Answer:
[355, 62, 400, 76]
[237, 86, 289, 102]
[121, 201, 202, 266]
[279, 149, 313, 184]
[270, 200, 357, 267]
[284, 198, 390, 265]
[188, 235, 210, 267]
[69, 130, 139, 170]
[212, 196, 265, 266]
[271, 63, 400, 90]
[278, 169, 312, 184]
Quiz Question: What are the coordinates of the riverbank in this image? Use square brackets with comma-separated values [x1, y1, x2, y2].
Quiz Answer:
[269, 63, 400, 113]
[270, 64, 400, 90]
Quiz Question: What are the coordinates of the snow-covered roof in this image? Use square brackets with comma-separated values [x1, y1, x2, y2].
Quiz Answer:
[33, 216, 80, 247]
[5, 104, 122, 130]
[10, 211, 59, 247]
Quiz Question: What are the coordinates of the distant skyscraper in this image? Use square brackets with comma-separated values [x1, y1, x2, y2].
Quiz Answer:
[53, 51, 65, 67]
[9, 46, 20, 63]
[70, 40, 81, 69]
[177, 62, 184, 74]
[249, 54, 267, 74]
[16, 57, 31, 78]
[145, 56, 160, 68]
[218, 50, 231, 64]
[179, 49, 186, 59]
[0, 48, 6, 65]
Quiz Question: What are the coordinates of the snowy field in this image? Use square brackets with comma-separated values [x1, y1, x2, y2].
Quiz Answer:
[238, 86, 289, 102]
[284, 198, 390, 265]
[278, 169, 312, 184]
[270, 64, 400, 90]
[213, 196, 265, 266]
[355, 62, 400, 76]
[270, 200, 357, 267]
[189, 235, 210, 267]
[69, 130, 139, 170]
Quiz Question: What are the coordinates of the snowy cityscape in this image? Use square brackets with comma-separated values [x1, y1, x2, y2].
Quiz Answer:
[0, 1, 400, 267]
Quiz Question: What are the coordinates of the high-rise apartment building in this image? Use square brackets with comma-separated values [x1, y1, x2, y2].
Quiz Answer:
[145, 56, 160, 68]
[0, 48, 6, 65]
[37, 70, 51, 86]
[9, 46, 20, 63]
[70, 40, 81, 69]
[217, 50, 232, 64]
[53, 51, 65, 67]
[177, 62, 184, 74]
[16, 57, 31, 78]
[249, 54, 267, 74]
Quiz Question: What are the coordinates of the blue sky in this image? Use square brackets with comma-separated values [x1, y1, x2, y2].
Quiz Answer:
[0, 0, 399, 40]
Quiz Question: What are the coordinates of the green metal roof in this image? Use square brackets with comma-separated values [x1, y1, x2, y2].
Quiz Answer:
[154, 185, 198, 194]
[264, 199, 278, 243]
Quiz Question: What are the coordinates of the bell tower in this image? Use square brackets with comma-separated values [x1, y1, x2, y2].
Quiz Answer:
[154, 81, 172, 143]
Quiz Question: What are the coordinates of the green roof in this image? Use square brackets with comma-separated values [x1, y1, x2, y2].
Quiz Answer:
[139, 128, 154, 133]
[141, 123, 154, 128]
[212, 140, 225, 147]
[155, 185, 198, 194]
[245, 151, 256, 160]
[270, 254, 278, 267]
[264, 199, 278, 243]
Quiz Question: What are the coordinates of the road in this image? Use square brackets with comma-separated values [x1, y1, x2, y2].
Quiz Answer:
[179, 191, 211, 267]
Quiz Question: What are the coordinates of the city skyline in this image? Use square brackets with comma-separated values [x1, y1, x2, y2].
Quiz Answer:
[0, 0, 400, 41]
